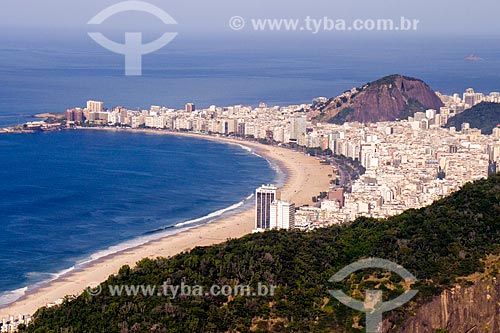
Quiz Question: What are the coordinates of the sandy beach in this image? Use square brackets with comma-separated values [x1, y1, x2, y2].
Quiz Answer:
[0, 129, 333, 319]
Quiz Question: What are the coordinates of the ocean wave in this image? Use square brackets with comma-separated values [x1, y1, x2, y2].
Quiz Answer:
[0, 137, 278, 309]
[74, 230, 185, 268]
[70, 193, 256, 270]
[235, 141, 284, 187]
[24, 271, 56, 281]
[236, 143, 253, 153]
[234, 143, 263, 159]
[0, 287, 28, 307]
[0, 192, 256, 308]
[258, 154, 286, 187]
[229, 141, 283, 186]
[174, 198, 247, 228]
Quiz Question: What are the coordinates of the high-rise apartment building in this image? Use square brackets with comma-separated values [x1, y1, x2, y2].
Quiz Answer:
[255, 185, 280, 231]
[86, 100, 104, 113]
[290, 115, 307, 142]
[65, 108, 85, 123]
[270, 200, 295, 230]
[185, 103, 196, 112]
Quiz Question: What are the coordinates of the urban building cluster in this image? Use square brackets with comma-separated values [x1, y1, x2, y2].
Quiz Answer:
[63, 88, 499, 230]
[436, 88, 500, 125]
[0, 315, 31, 333]
[2, 88, 500, 329]
[62, 88, 500, 230]
[1, 298, 65, 332]
[254, 185, 295, 232]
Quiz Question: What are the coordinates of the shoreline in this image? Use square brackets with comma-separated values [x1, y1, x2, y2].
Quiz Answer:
[0, 128, 333, 319]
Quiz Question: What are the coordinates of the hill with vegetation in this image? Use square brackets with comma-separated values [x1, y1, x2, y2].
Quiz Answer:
[20, 173, 500, 333]
[315, 74, 444, 124]
[445, 102, 500, 134]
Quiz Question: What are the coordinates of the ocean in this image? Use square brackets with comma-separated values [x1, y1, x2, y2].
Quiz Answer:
[0, 130, 278, 306]
[1, 35, 500, 127]
[0, 33, 499, 306]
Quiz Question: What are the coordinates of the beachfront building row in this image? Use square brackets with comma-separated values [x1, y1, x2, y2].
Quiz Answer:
[254, 185, 295, 232]
[0, 315, 31, 332]
[71, 89, 500, 227]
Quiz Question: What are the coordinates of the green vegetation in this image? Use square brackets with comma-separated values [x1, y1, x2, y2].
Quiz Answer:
[367, 74, 420, 88]
[327, 107, 354, 125]
[445, 102, 500, 135]
[305, 147, 332, 157]
[312, 191, 328, 203]
[21, 173, 500, 333]
[332, 154, 366, 176]
[399, 98, 426, 120]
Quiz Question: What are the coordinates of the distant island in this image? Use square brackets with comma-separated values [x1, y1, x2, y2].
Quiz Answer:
[464, 54, 483, 61]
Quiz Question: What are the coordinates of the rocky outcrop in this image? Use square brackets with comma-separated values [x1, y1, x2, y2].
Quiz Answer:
[384, 276, 500, 333]
[318, 74, 444, 124]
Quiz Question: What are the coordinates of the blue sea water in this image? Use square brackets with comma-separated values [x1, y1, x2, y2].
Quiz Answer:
[0, 33, 499, 306]
[1, 35, 500, 127]
[0, 130, 277, 305]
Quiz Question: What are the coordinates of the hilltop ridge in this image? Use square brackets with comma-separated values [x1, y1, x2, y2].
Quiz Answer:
[315, 74, 444, 124]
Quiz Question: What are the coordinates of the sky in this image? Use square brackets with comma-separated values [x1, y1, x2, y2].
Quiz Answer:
[0, 0, 499, 112]
[0, 0, 498, 39]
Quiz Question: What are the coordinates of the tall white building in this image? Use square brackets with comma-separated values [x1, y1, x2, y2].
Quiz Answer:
[87, 100, 104, 112]
[290, 115, 307, 142]
[254, 185, 280, 231]
[270, 200, 295, 230]
[425, 109, 436, 119]
[462, 88, 485, 108]
[492, 127, 500, 139]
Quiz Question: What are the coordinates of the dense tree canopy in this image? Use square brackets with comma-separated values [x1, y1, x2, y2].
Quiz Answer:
[21, 173, 500, 332]
[445, 102, 500, 134]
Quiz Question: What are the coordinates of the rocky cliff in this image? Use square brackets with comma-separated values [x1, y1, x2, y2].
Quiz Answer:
[383, 276, 500, 333]
[317, 74, 444, 124]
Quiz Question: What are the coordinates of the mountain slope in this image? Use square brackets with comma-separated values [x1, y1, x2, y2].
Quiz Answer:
[317, 74, 444, 124]
[445, 102, 500, 134]
[394, 274, 500, 332]
[20, 173, 500, 333]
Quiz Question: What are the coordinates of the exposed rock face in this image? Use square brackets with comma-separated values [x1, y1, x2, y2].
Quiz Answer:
[384, 277, 500, 333]
[318, 75, 444, 124]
